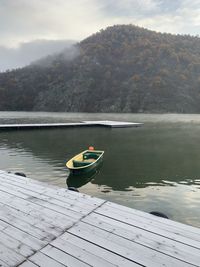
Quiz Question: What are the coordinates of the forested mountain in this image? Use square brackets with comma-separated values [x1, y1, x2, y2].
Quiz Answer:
[1, 24, 200, 113]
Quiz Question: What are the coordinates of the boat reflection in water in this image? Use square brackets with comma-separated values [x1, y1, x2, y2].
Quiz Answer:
[66, 162, 103, 189]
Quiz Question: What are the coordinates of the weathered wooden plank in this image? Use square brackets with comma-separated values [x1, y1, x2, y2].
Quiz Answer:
[0, 170, 199, 267]
[95, 204, 200, 247]
[0, 204, 55, 242]
[18, 261, 39, 267]
[57, 232, 138, 267]
[0, 219, 8, 231]
[29, 252, 66, 267]
[0, 171, 103, 206]
[42, 245, 91, 267]
[0, 231, 35, 258]
[0, 192, 75, 232]
[105, 202, 200, 236]
[0, 202, 62, 237]
[50, 237, 117, 267]
[0, 178, 95, 216]
[82, 213, 200, 266]
[0, 242, 25, 266]
[68, 222, 194, 267]
[0, 185, 84, 222]
[0, 259, 9, 267]
[2, 223, 46, 250]
[0, 121, 142, 129]
[0, 190, 75, 229]
[0, 122, 87, 129]
[83, 120, 142, 127]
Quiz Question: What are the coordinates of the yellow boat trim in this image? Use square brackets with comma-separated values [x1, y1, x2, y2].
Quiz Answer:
[66, 150, 104, 170]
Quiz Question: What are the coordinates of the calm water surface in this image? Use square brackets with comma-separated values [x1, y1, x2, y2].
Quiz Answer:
[0, 112, 200, 228]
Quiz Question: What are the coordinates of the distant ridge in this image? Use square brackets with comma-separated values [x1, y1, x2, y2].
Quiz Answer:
[1, 24, 200, 113]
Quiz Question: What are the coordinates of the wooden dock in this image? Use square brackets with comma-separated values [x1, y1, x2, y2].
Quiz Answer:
[0, 121, 142, 130]
[82, 121, 143, 128]
[0, 170, 199, 267]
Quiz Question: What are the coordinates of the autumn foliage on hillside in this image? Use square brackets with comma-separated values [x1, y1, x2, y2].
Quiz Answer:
[1, 24, 200, 112]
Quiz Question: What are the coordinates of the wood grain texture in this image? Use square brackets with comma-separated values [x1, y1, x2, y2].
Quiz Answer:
[0, 170, 199, 267]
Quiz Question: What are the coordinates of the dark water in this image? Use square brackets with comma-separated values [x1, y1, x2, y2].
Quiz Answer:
[0, 112, 200, 228]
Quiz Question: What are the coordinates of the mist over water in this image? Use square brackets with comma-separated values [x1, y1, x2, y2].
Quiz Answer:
[0, 112, 200, 227]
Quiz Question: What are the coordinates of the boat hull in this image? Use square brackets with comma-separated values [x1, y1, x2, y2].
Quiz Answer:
[66, 150, 104, 175]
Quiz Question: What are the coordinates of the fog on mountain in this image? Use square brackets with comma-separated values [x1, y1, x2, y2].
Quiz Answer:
[0, 25, 200, 113]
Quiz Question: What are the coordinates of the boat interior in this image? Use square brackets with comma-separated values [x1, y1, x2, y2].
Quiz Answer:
[67, 150, 103, 168]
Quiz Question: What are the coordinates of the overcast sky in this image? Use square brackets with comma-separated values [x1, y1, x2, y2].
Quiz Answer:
[1, 0, 200, 71]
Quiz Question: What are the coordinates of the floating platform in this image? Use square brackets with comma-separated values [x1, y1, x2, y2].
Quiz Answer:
[0, 120, 142, 130]
[83, 120, 142, 128]
[0, 170, 199, 266]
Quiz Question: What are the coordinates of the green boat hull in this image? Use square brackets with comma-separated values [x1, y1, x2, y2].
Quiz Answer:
[67, 162, 103, 187]
[69, 156, 103, 175]
[66, 149, 104, 175]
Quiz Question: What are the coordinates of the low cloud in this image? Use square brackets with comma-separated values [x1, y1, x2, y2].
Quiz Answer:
[33, 43, 80, 68]
[0, 39, 76, 72]
[1, 0, 200, 70]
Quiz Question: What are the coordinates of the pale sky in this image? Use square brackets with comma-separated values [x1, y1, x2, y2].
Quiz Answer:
[1, 0, 200, 70]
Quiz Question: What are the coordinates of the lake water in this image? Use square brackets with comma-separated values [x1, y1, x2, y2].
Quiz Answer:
[0, 112, 200, 228]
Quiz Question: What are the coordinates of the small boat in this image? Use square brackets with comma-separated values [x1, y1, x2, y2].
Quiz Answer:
[66, 147, 104, 175]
